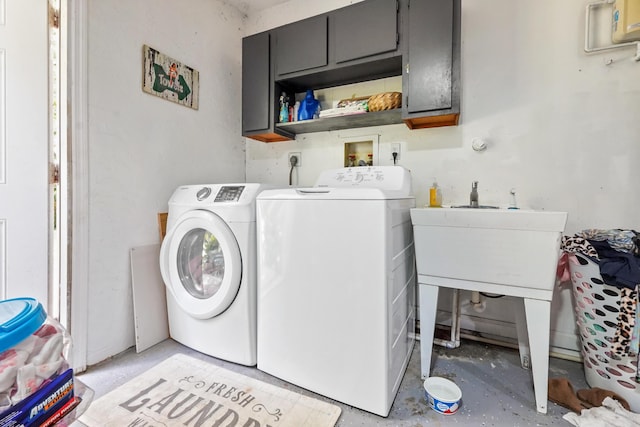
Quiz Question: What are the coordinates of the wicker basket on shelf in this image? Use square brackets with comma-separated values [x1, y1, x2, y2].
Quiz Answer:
[367, 92, 402, 112]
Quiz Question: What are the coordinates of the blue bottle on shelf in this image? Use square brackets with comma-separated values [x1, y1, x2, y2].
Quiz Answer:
[298, 90, 320, 121]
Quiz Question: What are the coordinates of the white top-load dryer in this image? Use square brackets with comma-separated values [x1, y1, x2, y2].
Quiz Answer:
[256, 166, 416, 417]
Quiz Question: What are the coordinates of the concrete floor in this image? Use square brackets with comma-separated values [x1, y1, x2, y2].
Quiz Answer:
[73, 338, 586, 426]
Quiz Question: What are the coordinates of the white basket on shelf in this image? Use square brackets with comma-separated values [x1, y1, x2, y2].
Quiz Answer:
[569, 252, 640, 412]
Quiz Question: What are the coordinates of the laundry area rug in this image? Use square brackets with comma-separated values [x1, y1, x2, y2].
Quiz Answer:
[79, 353, 341, 427]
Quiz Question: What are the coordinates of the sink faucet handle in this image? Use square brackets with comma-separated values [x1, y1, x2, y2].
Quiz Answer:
[509, 188, 518, 209]
[470, 181, 479, 207]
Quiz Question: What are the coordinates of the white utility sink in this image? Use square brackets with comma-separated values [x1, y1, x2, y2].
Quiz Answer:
[411, 207, 568, 414]
[410, 208, 568, 292]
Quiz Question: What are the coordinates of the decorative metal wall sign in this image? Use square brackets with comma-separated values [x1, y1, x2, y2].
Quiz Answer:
[142, 45, 199, 110]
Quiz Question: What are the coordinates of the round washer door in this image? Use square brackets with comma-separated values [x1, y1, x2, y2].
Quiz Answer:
[160, 209, 242, 319]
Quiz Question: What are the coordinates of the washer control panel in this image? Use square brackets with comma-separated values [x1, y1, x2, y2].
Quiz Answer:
[214, 185, 245, 202]
[169, 184, 270, 211]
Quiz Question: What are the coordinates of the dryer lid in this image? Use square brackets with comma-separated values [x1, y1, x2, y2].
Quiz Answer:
[258, 166, 414, 201]
[257, 187, 408, 200]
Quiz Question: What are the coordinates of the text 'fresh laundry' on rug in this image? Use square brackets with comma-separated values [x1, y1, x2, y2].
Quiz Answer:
[79, 353, 341, 427]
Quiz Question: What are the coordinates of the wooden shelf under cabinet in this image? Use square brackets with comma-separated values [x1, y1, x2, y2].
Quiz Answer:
[276, 109, 402, 135]
[404, 113, 459, 130]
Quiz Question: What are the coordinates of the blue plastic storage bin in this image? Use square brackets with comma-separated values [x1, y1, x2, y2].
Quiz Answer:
[0, 298, 75, 426]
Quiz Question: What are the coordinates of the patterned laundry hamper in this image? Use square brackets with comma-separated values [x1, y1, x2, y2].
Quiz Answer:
[569, 252, 640, 412]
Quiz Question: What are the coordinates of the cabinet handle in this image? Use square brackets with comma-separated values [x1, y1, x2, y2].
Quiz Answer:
[406, 63, 410, 74]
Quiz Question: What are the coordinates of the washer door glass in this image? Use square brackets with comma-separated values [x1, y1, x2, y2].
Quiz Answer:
[177, 228, 226, 299]
[160, 210, 242, 319]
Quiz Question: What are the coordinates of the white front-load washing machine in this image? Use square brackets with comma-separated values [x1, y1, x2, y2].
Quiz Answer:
[256, 166, 416, 416]
[160, 183, 270, 366]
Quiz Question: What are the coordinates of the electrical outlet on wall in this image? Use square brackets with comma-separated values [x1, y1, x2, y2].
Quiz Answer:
[390, 143, 401, 161]
[288, 152, 301, 167]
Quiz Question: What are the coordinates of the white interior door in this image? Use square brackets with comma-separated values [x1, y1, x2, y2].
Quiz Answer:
[0, 1, 49, 304]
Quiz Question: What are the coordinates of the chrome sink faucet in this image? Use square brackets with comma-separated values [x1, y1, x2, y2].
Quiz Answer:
[470, 181, 479, 208]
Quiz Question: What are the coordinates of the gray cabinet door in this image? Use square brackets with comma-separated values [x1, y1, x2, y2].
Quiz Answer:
[406, 0, 453, 113]
[274, 15, 328, 77]
[333, 0, 398, 64]
[242, 32, 270, 134]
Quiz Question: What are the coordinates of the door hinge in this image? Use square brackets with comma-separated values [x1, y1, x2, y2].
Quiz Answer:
[49, 162, 59, 184]
[49, 5, 60, 29]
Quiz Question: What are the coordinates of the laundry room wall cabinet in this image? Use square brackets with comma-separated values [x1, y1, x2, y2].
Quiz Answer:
[241, 0, 461, 142]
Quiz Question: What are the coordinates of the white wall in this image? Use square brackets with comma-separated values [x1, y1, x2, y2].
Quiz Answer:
[244, 0, 640, 353]
[87, 0, 246, 364]
[83, 0, 639, 364]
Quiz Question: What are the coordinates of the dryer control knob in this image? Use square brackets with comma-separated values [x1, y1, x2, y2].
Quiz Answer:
[353, 173, 363, 183]
[196, 187, 212, 201]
